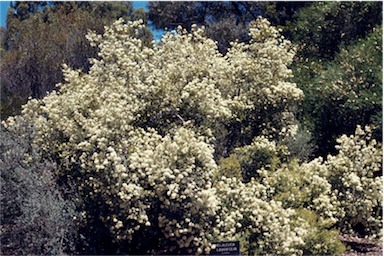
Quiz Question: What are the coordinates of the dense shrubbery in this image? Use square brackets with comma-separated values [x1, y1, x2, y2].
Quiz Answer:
[0, 123, 77, 255]
[2, 16, 382, 255]
[216, 125, 382, 254]
[288, 1, 382, 60]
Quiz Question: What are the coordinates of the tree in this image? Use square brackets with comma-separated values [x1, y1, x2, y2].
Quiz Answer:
[148, 1, 309, 53]
[0, 2, 153, 119]
[287, 1, 382, 157]
[299, 27, 382, 156]
[288, 1, 382, 60]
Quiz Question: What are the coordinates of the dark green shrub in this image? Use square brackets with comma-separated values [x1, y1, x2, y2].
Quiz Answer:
[300, 27, 382, 156]
[218, 136, 288, 183]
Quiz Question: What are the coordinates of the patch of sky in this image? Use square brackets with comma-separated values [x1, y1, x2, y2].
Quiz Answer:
[133, 1, 165, 41]
[0, 1, 10, 28]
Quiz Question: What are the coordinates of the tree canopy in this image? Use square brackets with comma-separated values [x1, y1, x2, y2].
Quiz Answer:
[0, 1, 153, 118]
[148, 1, 309, 53]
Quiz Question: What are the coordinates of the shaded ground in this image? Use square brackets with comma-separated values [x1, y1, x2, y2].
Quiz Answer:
[2, 224, 383, 255]
[341, 235, 383, 256]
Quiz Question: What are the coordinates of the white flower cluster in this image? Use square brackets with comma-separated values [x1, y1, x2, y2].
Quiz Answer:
[127, 127, 218, 253]
[213, 177, 307, 255]
[225, 19, 303, 113]
[215, 123, 382, 251]
[325, 125, 382, 237]
[238, 136, 280, 155]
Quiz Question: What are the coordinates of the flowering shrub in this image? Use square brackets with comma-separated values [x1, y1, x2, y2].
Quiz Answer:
[121, 127, 218, 254]
[216, 141, 346, 255]
[325, 125, 382, 237]
[259, 159, 347, 254]
[221, 19, 304, 153]
[3, 17, 305, 254]
[216, 124, 382, 253]
[294, 209, 345, 255]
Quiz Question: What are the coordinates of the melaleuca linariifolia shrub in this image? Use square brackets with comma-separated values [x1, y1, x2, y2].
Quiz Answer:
[215, 125, 382, 252]
[260, 158, 340, 227]
[294, 209, 346, 255]
[221, 19, 303, 153]
[0, 124, 78, 255]
[127, 127, 219, 254]
[325, 125, 382, 238]
[3, 17, 306, 255]
[225, 125, 382, 242]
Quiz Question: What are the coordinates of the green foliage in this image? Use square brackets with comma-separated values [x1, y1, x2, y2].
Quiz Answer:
[7, 1, 43, 21]
[7, 2, 135, 23]
[255, 2, 310, 28]
[301, 27, 382, 155]
[217, 154, 243, 181]
[148, 2, 250, 53]
[295, 209, 345, 255]
[288, 2, 382, 157]
[218, 136, 288, 182]
[288, 1, 382, 60]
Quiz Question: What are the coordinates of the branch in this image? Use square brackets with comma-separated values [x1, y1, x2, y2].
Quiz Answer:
[171, 107, 186, 125]
[238, 2, 258, 21]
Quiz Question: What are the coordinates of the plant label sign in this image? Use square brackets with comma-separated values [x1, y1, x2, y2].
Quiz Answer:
[210, 241, 240, 255]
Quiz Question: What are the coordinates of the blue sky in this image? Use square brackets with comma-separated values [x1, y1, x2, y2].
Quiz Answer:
[0, 1, 10, 27]
[0, 1, 164, 39]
